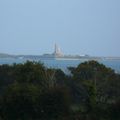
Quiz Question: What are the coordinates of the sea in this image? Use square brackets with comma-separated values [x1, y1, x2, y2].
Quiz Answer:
[0, 58, 120, 74]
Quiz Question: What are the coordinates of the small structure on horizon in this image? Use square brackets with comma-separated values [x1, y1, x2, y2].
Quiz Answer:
[53, 43, 63, 57]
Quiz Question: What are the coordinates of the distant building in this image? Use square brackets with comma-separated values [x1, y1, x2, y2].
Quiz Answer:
[41, 43, 94, 60]
[53, 44, 63, 57]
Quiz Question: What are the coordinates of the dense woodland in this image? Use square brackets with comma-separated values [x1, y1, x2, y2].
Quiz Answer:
[0, 60, 120, 120]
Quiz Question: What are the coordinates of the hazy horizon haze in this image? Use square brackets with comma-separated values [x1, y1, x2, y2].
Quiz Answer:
[0, 0, 120, 56]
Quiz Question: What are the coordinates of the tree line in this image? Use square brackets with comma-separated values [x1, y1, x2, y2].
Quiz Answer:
[0, 60, 120, 120]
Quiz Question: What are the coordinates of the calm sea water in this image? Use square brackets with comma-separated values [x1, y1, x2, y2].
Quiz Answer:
[0, 58, 120, 74]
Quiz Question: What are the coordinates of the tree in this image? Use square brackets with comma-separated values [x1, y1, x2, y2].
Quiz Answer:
[12, 61, 47, 86]
[0, 83, 40, 120]
[68, 60, 120, 120]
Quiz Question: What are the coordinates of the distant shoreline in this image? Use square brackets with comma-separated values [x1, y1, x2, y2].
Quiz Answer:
[0, 53, 120, 61]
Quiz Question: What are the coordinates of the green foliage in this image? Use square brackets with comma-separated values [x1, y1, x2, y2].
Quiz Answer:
[13, 61, 46, 84]
[1, 83, 40, 119]
[0, 84, 70, 120]
[0, 60, 120, 120]
[0, 64, 14, 87]
[69, 60, 114, 81]
[36, 87, 70, 120]
[68, 60, 120, 120]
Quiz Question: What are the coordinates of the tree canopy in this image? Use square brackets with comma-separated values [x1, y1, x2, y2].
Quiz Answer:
[0, 60, 120, 120]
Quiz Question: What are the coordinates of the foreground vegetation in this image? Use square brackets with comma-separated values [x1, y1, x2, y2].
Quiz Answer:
[0, 60, 120, 120]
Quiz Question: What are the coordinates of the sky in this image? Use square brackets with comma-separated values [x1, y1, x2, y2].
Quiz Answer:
[0, 0, 120, 56]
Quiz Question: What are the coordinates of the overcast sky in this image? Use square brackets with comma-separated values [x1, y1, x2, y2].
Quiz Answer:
[0, 0, 120, 56]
